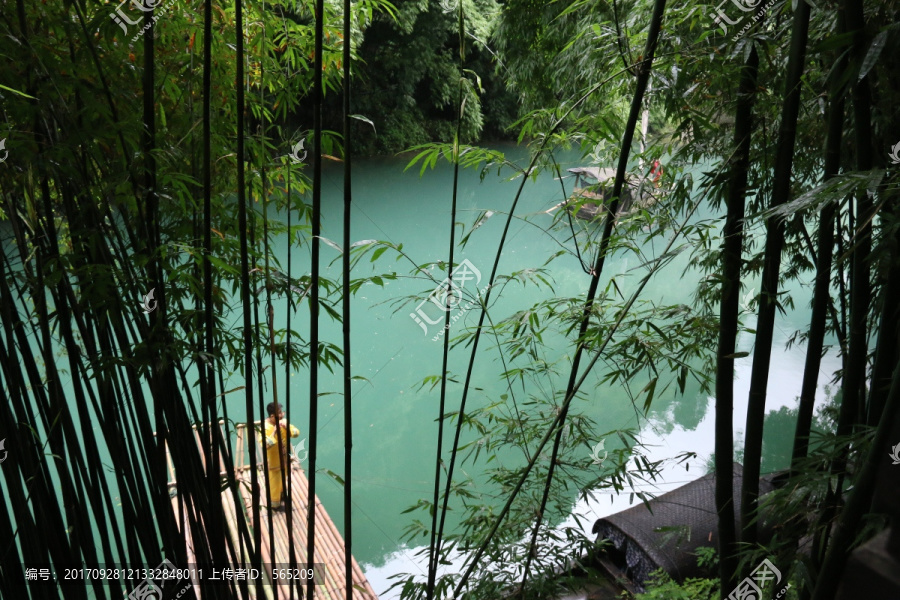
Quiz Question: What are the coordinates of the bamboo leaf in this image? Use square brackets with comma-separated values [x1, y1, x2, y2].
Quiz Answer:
[0, 83, 36, 99]
[859, 30, 887, 81]
[321, 469, 345, 486]
[641, 377, 658, 414]
[215, 386, 246, 398]
[318, 236, 344, 254]
[350, 114, 376, 133]
[371, 246, 387, 262]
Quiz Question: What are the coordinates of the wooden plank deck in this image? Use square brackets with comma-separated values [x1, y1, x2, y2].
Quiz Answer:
[163, 421, 378, 600]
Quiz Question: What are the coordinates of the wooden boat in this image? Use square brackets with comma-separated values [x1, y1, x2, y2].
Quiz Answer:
[159, 421, 380, 600]
[547, 167, 656, 221]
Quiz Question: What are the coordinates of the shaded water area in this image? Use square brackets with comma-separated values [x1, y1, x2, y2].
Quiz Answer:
[4, 145, 838, 597]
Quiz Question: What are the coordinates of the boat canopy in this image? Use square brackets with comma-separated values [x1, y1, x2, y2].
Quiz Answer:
[567, 166, 617, 182]
[592, 463, 777, 591]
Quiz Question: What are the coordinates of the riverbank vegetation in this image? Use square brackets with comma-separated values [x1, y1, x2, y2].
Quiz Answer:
[0, 0, 898, 599]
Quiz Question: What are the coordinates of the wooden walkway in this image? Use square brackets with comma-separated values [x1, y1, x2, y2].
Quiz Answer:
[164, 421, 379, 600]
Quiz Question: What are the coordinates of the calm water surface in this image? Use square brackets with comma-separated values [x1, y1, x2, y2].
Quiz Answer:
[253, 146, 838, 595]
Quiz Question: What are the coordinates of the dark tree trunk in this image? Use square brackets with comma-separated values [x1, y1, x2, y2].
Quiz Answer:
[307, 0, 325, 597]
[233, 0, 263, 594]
[342, 0, 354, 596]
[867, 202, 900, 425]
[741, 0, 811, 547]
[835, 0, 874, 446]
[814, 2, 877, 570]
[716, 42, 759, 595]
[810, 348, 900, 600]
[791, 32, 846, 468]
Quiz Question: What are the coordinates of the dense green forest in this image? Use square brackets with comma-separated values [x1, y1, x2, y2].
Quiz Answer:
[0, 0, 899, 599]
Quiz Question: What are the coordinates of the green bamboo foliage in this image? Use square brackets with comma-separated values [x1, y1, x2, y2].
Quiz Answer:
[2, 0, 899, 599]
[867, 204, 900, 425]
[424, 30, 679, 600]
[419, 77, 630, 597]
[0, 0, 354, 596]
[519, 0, 668, 588]
[811, 352, 900, 599]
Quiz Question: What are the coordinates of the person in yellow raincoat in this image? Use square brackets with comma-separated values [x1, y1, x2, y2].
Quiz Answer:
[264, 402, 300, 511]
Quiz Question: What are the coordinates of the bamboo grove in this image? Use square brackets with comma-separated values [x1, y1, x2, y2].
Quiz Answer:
[0, 1, 898, 600]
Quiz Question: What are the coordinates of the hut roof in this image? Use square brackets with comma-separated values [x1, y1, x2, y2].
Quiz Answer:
[592, 463, 776, 590]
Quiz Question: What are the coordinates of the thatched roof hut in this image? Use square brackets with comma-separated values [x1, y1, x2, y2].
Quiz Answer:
[592, 463, 776, 591]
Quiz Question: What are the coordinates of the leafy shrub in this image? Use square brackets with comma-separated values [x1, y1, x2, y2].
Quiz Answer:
[628, 570, 718, 600]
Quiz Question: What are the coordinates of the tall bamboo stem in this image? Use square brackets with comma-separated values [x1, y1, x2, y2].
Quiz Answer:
[741, 0, 811, 547]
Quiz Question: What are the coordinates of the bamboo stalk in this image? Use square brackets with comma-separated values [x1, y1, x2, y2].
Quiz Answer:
[715, 41, 759, 595]
[426, 1, 465, 594]
[792, 10, 847, 468]
[341, 0, 354, 594]
[308, 0, 325, 596]
[741, 0, 812, 547]
[234, 0, 264, 593]
[811, 355, 900, 600]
